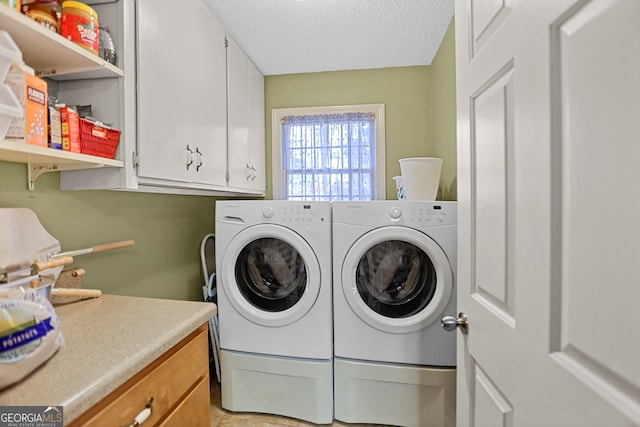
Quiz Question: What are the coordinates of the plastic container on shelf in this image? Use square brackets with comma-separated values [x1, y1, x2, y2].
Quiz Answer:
[0, 83, 23, 140]
[398, 157, 443, 201]
[98, 26, 116, 65]
[0, 30, 23, 82]
[78, 117, 120, 159]
[392, 175, 406, 200]
[21, 0, 61, 33]
[60, 1, 98, 55]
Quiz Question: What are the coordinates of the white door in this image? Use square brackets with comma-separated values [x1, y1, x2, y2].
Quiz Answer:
[454, 0, 640, 426]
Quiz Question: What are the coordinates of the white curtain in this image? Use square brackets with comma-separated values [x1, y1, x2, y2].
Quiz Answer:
[281, 112, 375, 201]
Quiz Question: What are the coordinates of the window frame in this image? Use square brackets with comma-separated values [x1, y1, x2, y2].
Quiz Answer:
[271, 104, 386, 200]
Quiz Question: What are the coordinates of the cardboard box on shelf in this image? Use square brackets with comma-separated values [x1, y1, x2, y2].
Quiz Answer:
[5, 62, 48, 147]
[58, 104, 80, 152]
[48, 105, 62, 149]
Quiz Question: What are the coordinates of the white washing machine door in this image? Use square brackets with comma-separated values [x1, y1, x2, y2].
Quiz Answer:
[221, 224, 321, 327]
[341, 226, 453, 333]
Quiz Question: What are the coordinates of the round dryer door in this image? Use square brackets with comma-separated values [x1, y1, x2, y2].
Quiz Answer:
[341, 226, 454, 333]
[221, 224, 320, 327]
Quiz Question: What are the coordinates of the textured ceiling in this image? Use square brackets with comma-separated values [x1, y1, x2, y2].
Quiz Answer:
[203, 0, 454, 76]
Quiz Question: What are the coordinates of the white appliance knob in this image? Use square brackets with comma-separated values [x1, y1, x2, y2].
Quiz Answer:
[389, 207, 402, 220]
[262, 206, 275, 218]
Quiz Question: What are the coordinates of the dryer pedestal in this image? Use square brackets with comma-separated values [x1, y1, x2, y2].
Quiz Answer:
[221, 349, 333, 424]
[334, 357, 456, 427]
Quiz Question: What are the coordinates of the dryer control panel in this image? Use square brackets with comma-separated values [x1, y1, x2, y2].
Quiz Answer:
[394, 204, 456, 227]
[333, 201, 456, 227]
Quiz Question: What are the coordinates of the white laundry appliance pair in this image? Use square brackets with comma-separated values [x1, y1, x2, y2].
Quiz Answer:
[215, 200, 457, 427]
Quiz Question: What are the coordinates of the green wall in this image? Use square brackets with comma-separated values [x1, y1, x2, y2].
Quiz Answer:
[265, 17, 457, 201]
[265, 67, 431, 200]
[0, 17, 456, 302]
[0, 162, 214, 301]
[430, 19, 457, 201]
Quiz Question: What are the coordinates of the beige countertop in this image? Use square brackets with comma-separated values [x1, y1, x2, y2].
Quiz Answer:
[0, 294, 217, 424]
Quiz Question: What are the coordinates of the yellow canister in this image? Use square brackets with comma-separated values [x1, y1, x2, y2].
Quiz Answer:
[60, 1, 98, 55]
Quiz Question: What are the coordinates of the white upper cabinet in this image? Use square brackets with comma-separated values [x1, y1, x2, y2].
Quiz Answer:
[248, 61, 266, 192]
[136, 0, 227, 189]
[226, 36, 266, 193]
[56, 0, 265, 196]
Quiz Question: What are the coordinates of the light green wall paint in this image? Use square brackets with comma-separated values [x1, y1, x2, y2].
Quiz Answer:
[0, 161, 214, 301]
[265, 67, 433, 200]
[430, 19, 457, 201]
[0, 17, 457, 302]
[264, 17, 457, 201]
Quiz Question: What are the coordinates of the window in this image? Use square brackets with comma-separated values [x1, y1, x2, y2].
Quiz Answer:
[272, 104, 386, 201]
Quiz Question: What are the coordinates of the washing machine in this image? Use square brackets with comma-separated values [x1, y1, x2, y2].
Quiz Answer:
[332, 201, 457, 427]
[215, 200, 332, 424]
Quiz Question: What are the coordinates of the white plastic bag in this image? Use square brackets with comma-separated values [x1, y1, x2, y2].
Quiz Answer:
[0, 292, 64, 389]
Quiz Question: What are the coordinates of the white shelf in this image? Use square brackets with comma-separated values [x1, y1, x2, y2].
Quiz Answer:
[0, 6, 123, 80]
[0, 139, 123, 189]
[0, 6, 125, 190]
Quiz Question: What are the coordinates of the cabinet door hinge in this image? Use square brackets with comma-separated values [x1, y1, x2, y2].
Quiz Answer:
[133, 151, 140, 169]
[225, 171, 230, 182]
[224, 36, 229, 48]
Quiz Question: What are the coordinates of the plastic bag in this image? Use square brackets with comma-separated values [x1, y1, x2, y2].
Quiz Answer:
[0, 289, 64, 389]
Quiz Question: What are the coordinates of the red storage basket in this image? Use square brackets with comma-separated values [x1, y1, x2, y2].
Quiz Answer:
[79, 118, 121, 159]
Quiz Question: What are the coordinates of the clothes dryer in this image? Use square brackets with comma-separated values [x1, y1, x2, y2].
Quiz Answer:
[332, 201, 457, 427]
[215, 200, 332, 424]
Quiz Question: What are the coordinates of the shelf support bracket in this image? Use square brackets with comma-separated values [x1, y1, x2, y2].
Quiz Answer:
[28, 163, 60, 191]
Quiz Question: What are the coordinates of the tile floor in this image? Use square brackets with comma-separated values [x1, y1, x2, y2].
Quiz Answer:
[209, 380, 389, 427]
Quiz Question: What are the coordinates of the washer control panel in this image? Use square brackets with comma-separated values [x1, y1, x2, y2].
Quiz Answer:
[260, 203, 329, 225]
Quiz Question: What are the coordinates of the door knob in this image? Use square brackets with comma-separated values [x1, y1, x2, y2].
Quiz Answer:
[441, 313, 468, 334]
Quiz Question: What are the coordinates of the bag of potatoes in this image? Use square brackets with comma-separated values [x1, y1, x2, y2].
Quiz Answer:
[0, 294, 64, 389]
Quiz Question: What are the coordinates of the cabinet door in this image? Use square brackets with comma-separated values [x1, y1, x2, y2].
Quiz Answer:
[227, 37, 265, 193]
[137, 0, 227, 186]
[248, 60, 266, 192]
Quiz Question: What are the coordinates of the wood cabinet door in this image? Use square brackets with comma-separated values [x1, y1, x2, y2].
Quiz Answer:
[70, 326, 210, 427]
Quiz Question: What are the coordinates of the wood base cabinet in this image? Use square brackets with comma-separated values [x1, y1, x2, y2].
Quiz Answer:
[69, 324, 210, 427]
